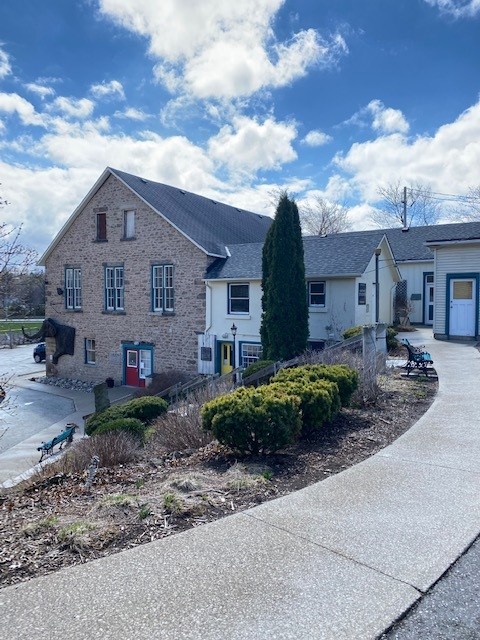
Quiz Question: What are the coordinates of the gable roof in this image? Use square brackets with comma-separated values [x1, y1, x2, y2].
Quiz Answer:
[206, 231, 390, 280]
[39, 167, 272, 263]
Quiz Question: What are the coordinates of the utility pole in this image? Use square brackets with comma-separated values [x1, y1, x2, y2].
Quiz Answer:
[402, 186, 407, 228]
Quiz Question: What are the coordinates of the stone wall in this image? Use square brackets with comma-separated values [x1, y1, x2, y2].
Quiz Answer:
[44, 174, 212, 384]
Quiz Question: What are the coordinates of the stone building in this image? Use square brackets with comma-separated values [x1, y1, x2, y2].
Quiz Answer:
[39, 167, 272, 387]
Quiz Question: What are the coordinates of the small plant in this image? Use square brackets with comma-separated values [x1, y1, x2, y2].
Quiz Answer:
[135, 478, 145, 489]
[138, 503, 152, 520]
[23, 515, 59, 537]
[342, 325, 362, 340]
[57, 521, 95, 549]
[242, 359, 275, 383]
[100, 494, 136, 507]
[162, 492, 184, 515]
[261, 470, 273, 481]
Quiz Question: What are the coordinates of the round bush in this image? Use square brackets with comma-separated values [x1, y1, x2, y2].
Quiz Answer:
[93, 417, 147, 442]
[120, 396, 168, 422]
[275, 364, 358, 407]
[201, 386, 301, 455]
[85, 405, 124, 436]
[268, 379, 339, 433]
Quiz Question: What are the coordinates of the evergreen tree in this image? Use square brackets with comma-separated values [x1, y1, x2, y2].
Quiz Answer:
[260, 192, 308, 360]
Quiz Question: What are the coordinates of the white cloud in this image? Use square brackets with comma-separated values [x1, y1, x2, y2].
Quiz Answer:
[98, 0, 346, 100]
[424, 0, 480, 18]
[334, 100, 480, 202]
[0, 47, 12, 79]
[0, 93, 46, 126]
[208, 116, 297, 174]
[113, 107, 149, 121]
[90, 80, 125, 100]
[367, 100, 409, 134]
[24, 82, 56, 99]
[51, 96, 95, 119]
[302, 129, 332, 147]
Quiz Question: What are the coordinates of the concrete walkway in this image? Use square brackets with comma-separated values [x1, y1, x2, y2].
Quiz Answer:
[1, 330, 479, 639]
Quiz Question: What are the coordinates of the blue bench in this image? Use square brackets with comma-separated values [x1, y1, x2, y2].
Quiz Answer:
[401, 339, 434, 376]
[37, 424, 78, 462]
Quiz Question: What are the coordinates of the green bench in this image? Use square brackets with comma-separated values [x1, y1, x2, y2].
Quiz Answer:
[37, 424, 78, 462]
[401, 338, 434, 376]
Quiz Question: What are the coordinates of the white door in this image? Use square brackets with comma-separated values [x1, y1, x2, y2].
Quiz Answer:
[139, 349, 152, 381]
[450, 279, 476, 336]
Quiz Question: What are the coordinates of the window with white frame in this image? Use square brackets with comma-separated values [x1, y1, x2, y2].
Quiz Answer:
[241, 343, 262, 368]
[85, 338, 96, 364]
[124, 210, 135, 238]
[228, 283, 249, 314]
[65, 267, 82, 309]
[105, 266, 124, 311]
[308, 281, 326, 307]
[152, 264, 174, 312]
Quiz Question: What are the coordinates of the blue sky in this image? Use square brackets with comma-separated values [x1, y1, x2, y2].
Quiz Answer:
[1, 0, 480, 255]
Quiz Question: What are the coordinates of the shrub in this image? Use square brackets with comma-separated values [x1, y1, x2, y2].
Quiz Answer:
[342, 325, 362, 340]
[275, 364, 358, 407]
[56, 432, 140, 473]
[93, 417, 147, 442]
[133, 370, 192, 397]
[85, 405, 124, 435]
[268, 379, 339, 433]
[386, 326, 398, 352]
[201, 386, 301, 455]
[120, 396, 168, 422]
[242, 359, 275, 380]
[85, 396, 168, 436]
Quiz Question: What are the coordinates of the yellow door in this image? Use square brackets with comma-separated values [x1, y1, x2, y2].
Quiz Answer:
[221, 343, 233, 374]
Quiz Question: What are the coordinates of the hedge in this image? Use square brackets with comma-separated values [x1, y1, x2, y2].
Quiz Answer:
[275, 364, 358, 407]
[85, 396, 168, 436]
[201, 386, 301, 455]
[93, 417, 147, 442]
[268, 379, 339, 433]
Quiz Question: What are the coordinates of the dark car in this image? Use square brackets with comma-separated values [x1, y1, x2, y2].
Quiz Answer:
[33, 342, 46, 363]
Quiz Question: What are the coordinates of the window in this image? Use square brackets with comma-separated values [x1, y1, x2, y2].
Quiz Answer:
[65, 268, 82, 309]
[105, 266, 124, 311]
[85, 338, 96, 364]
[228, 283, 249, 314]
[308, 281, 325, 307]
[124, 210, 135, 238]
[241, 343, 262, 368]
[96, 212, 107, 240]
[358, 282, 367, 305]
[152, 264, 174, 312]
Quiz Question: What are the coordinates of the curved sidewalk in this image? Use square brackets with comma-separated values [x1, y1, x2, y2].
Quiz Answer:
[1, 330, 480, 640]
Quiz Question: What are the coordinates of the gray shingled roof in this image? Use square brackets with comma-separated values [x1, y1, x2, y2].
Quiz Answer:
[206, 231, 387, 280]
[111, 168, 272, 257]
[383, 221, 480, 261]
[205, 221, 480, 280]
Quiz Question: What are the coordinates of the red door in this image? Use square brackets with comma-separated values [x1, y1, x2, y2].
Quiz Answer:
[125, 349, 140, 386]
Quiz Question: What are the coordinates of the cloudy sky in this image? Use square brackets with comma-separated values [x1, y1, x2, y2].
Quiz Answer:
[1, 0, 480, 256]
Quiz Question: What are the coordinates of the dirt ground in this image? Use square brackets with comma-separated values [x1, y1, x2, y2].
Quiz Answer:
[0, 367, 437, 589]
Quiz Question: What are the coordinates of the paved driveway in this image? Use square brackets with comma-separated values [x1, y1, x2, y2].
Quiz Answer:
[0, 345, 74, 455]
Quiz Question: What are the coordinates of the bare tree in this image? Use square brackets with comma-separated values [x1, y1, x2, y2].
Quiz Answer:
[1, 188, 38, 322]
[452, 185, 480, 221]
[371, 180, 441, 228]
[299, 196, 349, 235]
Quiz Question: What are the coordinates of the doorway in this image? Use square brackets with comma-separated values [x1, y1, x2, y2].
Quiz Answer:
[220, 342, 233, 375]
[449, 278, 476, 337]
[123, 345, 153, 387]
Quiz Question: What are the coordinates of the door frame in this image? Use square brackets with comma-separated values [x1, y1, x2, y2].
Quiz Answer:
[122, 342, 154, 387]
[422, 271, 434, 325]
[217, 341, 234, 375]
[445, 273, 479, 338]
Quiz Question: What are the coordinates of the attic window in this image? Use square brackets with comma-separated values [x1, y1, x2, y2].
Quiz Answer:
[96, 212, 107, 241]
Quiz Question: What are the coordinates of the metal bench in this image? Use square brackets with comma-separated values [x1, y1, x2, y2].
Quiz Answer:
[37, 423, 78, 462]
[401, 338, 434, 376]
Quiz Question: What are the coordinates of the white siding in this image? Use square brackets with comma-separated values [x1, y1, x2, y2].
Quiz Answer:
[433, 244, 480, 336]
[395, 261, 433, 324]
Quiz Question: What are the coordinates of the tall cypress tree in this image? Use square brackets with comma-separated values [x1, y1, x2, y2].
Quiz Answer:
[260, 192, 309, 360]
